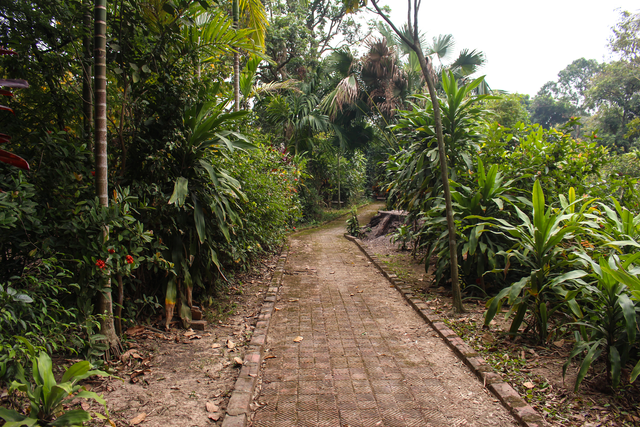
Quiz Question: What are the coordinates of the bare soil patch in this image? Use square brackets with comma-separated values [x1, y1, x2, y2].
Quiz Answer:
[77, 253, 282, 427]
[359, 209, 640, 427]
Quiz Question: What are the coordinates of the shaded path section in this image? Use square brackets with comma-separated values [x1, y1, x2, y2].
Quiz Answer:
[252, 206, 518, 427]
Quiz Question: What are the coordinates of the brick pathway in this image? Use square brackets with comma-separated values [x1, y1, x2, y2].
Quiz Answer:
[251, 208, 519, 427]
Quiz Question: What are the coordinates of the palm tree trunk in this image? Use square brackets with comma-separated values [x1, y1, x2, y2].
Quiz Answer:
[233, 0, 240, 112]
[82, 0, 93, 153]
[95, 0, 121, 355]
[337, 151, 341, 208]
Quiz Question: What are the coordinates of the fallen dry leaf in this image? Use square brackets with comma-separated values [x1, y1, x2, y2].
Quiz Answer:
[553, 340, 565, 348]
[130, 412, 146, 425]
[293, 336, 303, 343]
[234, 357, 243, 365]
[264, 355, 276, 359]
[227, 340, 235, 349]
[125, 326, 145, 336]
[208, 413, 221, 421]
[212, 343, 222, 349]
[523, 382, 535, 389]
[205, 402, 219, 413]
[184, 330, 196, 337]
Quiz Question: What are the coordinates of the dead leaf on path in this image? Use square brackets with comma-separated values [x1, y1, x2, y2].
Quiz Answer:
[121, 349, 142, 361]
[207, 413, 221, 421]
[126, 326, 145, 336]
[227, 340, 236, 349]
[205, 402, 219, 413]
[523, 382, 535, 389]
[130, 412, 146, 425]
[275, 307, 281, 311]
[349, 293, 355, 296]
[293, 336, 303, 343]
[357, 290, 363, 293]
[188, 335, 201, 340]
[330, 271, 335, 274]
[212, 343, 222, 349]
[288, 299, 299, 302]
[264, 355, 276, 359]
[234, 357, 243, 365]
[553, 340, 565, 348]
[184, 330, 196, 337]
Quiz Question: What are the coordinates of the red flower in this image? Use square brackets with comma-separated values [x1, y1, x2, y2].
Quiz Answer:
[125, 255, 134, 264]
[108, 248, 115, 254]
[95, 259, 106, 269]
[91, 171, 95, 176]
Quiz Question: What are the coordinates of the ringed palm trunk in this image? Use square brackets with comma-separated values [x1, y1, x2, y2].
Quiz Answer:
[95, 0, 121, 355]
[233, 0, 240, 112]
[82, 0, 93, 152]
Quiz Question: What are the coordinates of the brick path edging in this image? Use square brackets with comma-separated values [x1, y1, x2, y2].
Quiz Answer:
[221, 247, 289, 427]
[344, 233, 546, 427]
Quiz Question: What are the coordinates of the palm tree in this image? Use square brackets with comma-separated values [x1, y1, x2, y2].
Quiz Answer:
[264, 81, 329, 155]
[232, 0, 268, 111]
[94, 0, 120, 355]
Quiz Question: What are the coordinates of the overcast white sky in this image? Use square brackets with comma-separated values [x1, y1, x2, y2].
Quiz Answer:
[372, 0, 639, 97]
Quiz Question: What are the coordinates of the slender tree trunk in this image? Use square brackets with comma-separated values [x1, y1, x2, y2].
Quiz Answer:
[233, 0, 240, 112]
[82, 0, 93, 153]
[415, 49, 464, 313]
[369, 0, 464, 312]
[95, 0, 121, 354]
[337, 151, 341, 208]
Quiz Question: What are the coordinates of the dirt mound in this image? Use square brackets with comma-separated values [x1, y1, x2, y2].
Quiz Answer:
[365, 210, 407, 239]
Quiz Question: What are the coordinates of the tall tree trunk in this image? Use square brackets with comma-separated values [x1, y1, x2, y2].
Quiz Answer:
[82, 0, 93, 153]
[233, 0, 240, 112]
[337, 151, 341, 208]
[369, 0, 464, 312]
[95, 0, 121, 355]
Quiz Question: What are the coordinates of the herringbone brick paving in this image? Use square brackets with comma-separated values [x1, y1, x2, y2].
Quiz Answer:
[252, 206, 519, 427]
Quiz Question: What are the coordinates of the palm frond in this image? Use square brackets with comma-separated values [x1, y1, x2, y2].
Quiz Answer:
[239, 0, 269, 48]
[426, 34, 455, 62]
[449, 48, 485, 76]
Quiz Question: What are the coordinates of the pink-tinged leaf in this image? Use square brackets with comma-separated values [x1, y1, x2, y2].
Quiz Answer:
[0, 79, 29, 89]
[0, 149, 30, 170]
[0, 89, 13, 97]
[0, 105, 14, 114]
[0, 49, 17, 56]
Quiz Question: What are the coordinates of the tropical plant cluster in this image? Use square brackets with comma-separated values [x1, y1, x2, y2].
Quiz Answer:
[1, 1, 639, 423]
[383, 72, 640, 393]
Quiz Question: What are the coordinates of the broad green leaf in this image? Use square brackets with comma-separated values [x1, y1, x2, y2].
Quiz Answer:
[50, 409, 91, 426]
[617, 293, 637, 344]
[631, 359, 640, 383]
[61, 361, 91, 384]
[574, 339, 604, 392]
[193, 196, 206, 244]
[168, 177, 189, 207]
[0, 408, 38, 426]
[610, 346, 621, 388]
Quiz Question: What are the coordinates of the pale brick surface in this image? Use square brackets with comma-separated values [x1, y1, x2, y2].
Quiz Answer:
[252, 216, 519, 427]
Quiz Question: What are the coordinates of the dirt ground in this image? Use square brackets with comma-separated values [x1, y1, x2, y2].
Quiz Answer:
[74, 254, 283, 427]
[360, 205, 640, 427]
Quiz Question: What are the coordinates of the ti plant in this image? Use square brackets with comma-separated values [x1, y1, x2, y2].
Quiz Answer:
[0, 347, 112, 426]
[564, 254, 640, 391]
[0, 47, 30, 172]
[346, 207, 360, 237]
[390, 224, 413, 250]
[485, 180, 588, 343]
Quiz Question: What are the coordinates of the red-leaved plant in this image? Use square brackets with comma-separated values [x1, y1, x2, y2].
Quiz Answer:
[0, 47, 30, 171]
